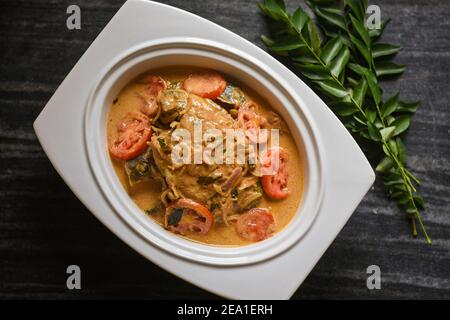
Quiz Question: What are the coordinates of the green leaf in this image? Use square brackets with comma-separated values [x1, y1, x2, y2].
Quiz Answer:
[274, 0, 286, 11]
[345, 0, 365, 21]
[349, 33, 372, 67]
[315, 6, 347, 30]
[376, 156, 394, 172]
[314, 80, 349, 98]
[380, 126, 396, 141]
[261, 0, 288, 20]
[307, 20, 321, 52]
[353, 114, 366, 126]
[349, 14, 371, 48]
[329, 46, 350, 77]
[347, 76, 358, 87]
[261, 35, 275, 47]
[320, 37, 344, 65]
[384, 178, 404, 186]
[352, 77, 368, 106]
[413, 195, 425, 209]
[310, 3, 342, 15]
[291, 54, 317, 64]
[348, 63, 368, 76]
[389, 139, 398, 156]
[364, 69, 381, 105]
[365, 108, 377, 123]
[375, 62, 406, 77]
[367, 121, 381, 141]
[396, 137, 407, 164]
[270, 36, 304, 51]
[381, 93, 399, 118]
[385, 115, 395, 125]
[397, 100, 419, 113]
[332, 101, 359, 116]
[373, 43, 401, 58]
[399, 195, 411, 205]
[296, 64, 331, 80]
[292, 7, 310, 33]
[389, 191, 404, 199]
[392, 115, 411, 136]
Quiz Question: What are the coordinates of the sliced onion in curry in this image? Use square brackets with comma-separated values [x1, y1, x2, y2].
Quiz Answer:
[164, 198, 214, 235]
[221, 167, 243, 193]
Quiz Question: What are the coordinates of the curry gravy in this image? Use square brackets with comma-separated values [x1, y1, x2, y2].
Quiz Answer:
[108, 67, 304, 246]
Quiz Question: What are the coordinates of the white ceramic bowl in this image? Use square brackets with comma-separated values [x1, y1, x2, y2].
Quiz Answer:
[84, 37, 325, 265]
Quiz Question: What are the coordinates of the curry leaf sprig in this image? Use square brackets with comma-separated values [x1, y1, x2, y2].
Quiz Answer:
[258, 0, 430, 243]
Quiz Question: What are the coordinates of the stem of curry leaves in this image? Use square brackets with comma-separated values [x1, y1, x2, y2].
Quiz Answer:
[259, 0, 430, 243]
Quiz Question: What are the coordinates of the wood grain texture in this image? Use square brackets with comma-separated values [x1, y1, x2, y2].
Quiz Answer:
[0, 0, 449, 299]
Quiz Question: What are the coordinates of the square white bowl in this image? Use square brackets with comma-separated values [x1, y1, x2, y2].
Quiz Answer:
[33, 0, 375, 299]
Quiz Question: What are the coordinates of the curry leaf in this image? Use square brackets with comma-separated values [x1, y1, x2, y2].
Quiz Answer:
[307, 20, 321, 52]
[373, 43, 401, 58]
[320, 37, 344, 65]
[348, 62, 368, 76]
[352, 77, 368, 106]
[260, 34, 275, 47]
[367, 121, 381, 141]
[292, 7, 310, 33]
[364, 69, 381, 105]
[349, 14, 371, 48]
[270, 36, 304, 51]
[260, 0, 288, 20]
[380, 126, 396, 141]
[396, 137, 407, 164]
[314, 6, 347, 30]
[296, 64, 331, 80]
[376, 156, 394, 172]
[375, 62, 406, 77]
[330, 46, 350, 77]
[392, 115, 411, 136]
[349, 33, 372, 67]
[381, 93, 399, 118]
[345, 0, 364, 21]
[332, 101, 359, 116]
[314, 80, 349, 98]
[397, 100, 419, 113]
[365, 108, 377, 123]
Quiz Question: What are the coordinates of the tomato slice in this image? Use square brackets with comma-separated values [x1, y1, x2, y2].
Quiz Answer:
[138, 75, 166, 117]
[261, 147, 290, 199]
[235, 208, 275, 242]
[238, 102, 268, 143]
[182, 71, 227, 99]
[109, 112, 152, 161]
[164, 198, 214, 235]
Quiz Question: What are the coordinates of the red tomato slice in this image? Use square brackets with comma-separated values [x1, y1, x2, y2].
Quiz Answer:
[109, 112, 151, 160]
[235, 208, 275, 242]
[261, 147, 290, 199]
[182, 71, 227, 99]
[238, 102, 268, 143]
[165, 198, 214, 235]
[138, 76, 166, 117]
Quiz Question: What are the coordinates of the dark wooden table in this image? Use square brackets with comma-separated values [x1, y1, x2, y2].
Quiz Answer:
[1, 0, 449, 299]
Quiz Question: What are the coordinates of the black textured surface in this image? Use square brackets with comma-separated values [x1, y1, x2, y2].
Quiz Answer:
[0, 0, 449, 299]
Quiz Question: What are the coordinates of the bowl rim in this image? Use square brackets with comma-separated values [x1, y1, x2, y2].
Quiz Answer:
[84, 37, 326, 266]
